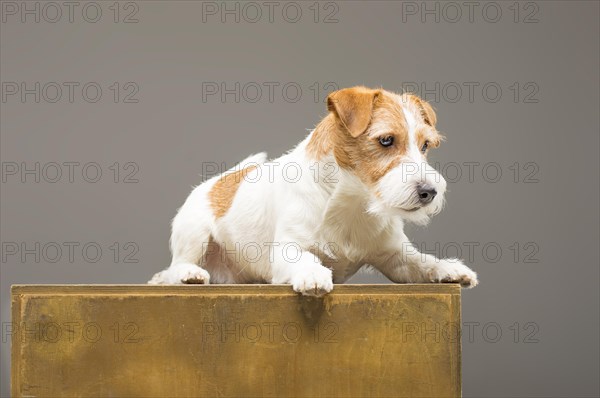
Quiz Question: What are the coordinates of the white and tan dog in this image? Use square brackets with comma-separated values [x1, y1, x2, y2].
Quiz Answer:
[149, 86, 478, 295]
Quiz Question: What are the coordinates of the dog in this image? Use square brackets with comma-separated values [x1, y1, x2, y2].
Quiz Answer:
[149, 86, 478, 295]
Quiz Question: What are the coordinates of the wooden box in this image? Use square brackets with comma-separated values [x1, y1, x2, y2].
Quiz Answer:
[11, 284, 461, 397]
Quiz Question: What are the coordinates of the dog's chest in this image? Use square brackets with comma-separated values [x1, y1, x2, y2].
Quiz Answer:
[311, 203, 393, 282]
[317, 189, 392, 255]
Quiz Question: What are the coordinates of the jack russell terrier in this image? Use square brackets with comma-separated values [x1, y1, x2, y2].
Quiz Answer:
[149, 86, 478, 295]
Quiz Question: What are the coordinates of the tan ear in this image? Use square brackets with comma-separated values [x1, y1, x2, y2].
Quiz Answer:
[327, 86, 380, 137]
[410, 95, 437, 126]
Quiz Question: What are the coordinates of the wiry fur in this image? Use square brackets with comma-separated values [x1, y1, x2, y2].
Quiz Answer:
[149, 87, 478, 295]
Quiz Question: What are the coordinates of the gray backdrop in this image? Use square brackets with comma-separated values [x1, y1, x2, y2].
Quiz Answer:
[1, 1, 598, 397]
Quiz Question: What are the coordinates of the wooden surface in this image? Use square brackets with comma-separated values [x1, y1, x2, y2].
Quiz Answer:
[12, 284, 461, 397]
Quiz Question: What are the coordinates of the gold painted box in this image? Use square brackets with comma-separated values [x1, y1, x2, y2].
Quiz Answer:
[11, 284, 461, 397]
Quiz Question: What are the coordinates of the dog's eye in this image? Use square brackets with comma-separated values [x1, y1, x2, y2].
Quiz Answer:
[379, 136, 394, 147]
[421, 141, 429, 153]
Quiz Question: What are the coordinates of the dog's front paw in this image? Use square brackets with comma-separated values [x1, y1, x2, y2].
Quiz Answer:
[148, 263, 211, 285]
[427, 259, 478, 288]
[291, 266, 334, 297]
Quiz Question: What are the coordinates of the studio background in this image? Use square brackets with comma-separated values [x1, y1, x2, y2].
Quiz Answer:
[1, 1, 598, 397]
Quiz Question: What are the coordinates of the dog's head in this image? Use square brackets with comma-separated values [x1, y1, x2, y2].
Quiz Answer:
[313, 86, 447, 224]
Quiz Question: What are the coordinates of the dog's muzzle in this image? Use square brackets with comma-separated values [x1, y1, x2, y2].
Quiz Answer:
[416, 183, 437, 205]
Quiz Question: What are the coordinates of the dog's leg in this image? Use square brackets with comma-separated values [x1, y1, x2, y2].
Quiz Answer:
[270, 240, 334, 297]
[373, 241, 478, 288]
[148, 218, 212, 285]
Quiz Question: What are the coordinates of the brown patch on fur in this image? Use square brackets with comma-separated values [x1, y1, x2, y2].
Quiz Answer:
[209, 166, 257, 218]
[415, 126, 443, 152]
[306, 114, 337, 160]
[308, 87, 410, 185]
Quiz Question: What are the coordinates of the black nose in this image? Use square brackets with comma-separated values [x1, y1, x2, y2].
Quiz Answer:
[417, 184, 437, 204]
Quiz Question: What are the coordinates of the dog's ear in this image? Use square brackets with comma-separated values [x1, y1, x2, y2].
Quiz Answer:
[327, 87, 381, 138]
[410, 95, 437, 126]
